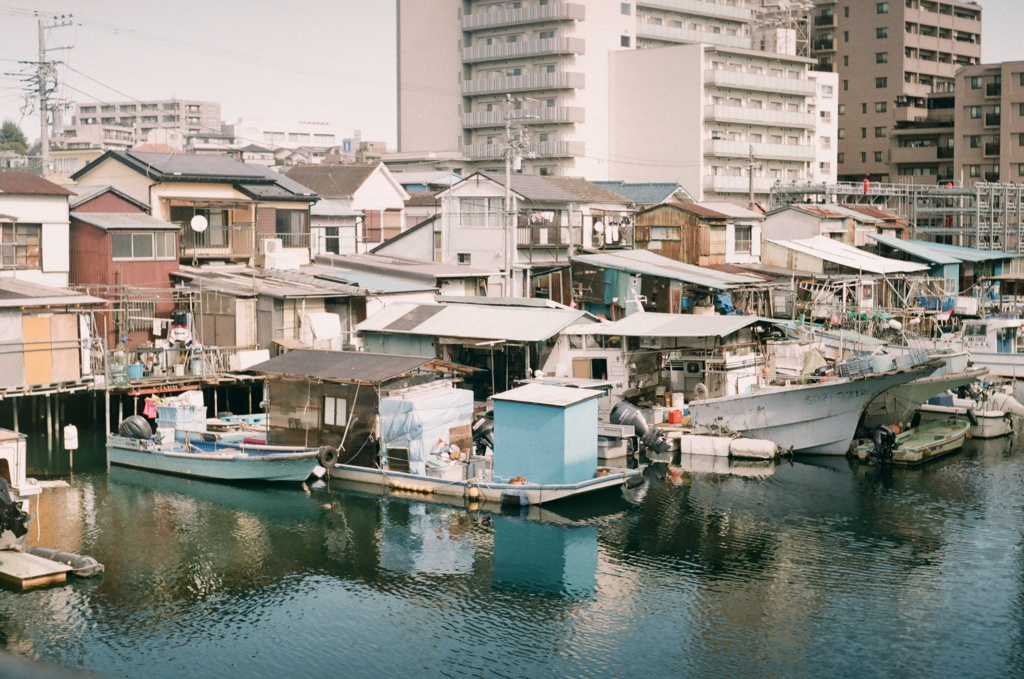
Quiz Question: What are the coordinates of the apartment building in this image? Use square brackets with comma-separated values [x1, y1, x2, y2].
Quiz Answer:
[225, 119, 346, 151]
[954, 61, 1024, 185]
[810, 0, 982, 183]
[71, 99, 222, 143]
[397, 0, 827, 199]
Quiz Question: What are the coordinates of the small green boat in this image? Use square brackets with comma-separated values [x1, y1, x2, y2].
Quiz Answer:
[855, 417, 971, 467]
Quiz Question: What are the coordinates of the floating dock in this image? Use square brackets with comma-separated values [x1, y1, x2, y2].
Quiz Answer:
[0, 550, 73, 590]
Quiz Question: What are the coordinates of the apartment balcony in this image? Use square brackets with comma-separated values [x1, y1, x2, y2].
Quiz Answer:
[635, 0, 752, 22]
[517, 224, 569, 249]
[937, 147, 954, 159]
[704, 139, 816, 162]
[462, 37, 585, 64]
[703, 175, 777, 194]
[704, 105, 816, 129]
[985, 113, 1001, 127]
[462, 71, 585, 96]
[984, 143, 1000, 157]
[890, 145, 940, 164]
[813, 14, 836, 27]
[704, 69, 816, 96]
[463, 140, 585, 159]
[986, 83, 1001, 97]
[461, 2, 585, 31]
[812, 38, 835, 52]
[462, 106, 585, 129]
[984, 171, 1000, 182]
[637, 23, 752, 50]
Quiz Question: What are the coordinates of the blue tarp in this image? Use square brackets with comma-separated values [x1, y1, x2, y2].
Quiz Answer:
[379, 386, 474, 475]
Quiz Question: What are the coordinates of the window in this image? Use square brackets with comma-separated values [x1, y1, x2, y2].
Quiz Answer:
[862, 103, 868, 113]
[875, 101, 887, 113]
[876, 52, 888, 63]
[844, 7, 850, 17]
[1020, 73, 1024, 86]
[506, 67, 522, 76]
[838, 152, 845, 163]
[875, 126, 887, 137]
[111, 232, 176, 261]
[1019, 103, 1024, 116]
[621, 35, 631, 47]
[862, 127, 868, 138]
[539, 30, 554, 39]
[275, 209, 308, 247]
[0, 223, 40, 269]
[970, 106, 981, 118]
[970, 76, 982, 89]
[838, 128, 846, 139]
[861, 152, 867, 162]
[969, 165, 980, 177]
[323, 396, 347, 427]
[621, 2, 631, 14]
[843, 55, 849, 66]
[734, 226, 752, 254]
[169, 206, 229, 248]
[970, 135, 981, 148]
[877, 2, 889, 13]
[1019, 133, 1024, 146]
[1018, 164, 1024, 177]
[457, 252, 472, 265]
[838, 104, 846, 115]
[843, 31, 849, 41]
[877, 27, 888, 38]
[874, 151, 883, 161]
[876, 77, 888, 88]
[843, 80, 848, 91]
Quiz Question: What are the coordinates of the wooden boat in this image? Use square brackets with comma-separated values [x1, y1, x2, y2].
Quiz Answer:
[107, 415, 325, 483]
[855, 417, 971, 467]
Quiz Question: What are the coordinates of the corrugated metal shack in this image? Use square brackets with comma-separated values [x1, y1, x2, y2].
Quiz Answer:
[246, 349, 447, 466]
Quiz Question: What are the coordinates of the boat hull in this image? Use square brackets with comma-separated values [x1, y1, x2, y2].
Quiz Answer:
[856, 418, 970, 467]
[862, 367, 988, 429]
[329, 463, 640, 505]
[107, 436, 319, 483]
[917, 404, 1012, 439]
[688, 364, 935, 455]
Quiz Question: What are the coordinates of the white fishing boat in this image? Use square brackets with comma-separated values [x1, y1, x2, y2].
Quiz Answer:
[687, 361, 937, 455]
[957, 317, 1024, 381]
[855, 417, 971, 467]
[107, 416, 325, 483]
[917, 383, 1024, 439]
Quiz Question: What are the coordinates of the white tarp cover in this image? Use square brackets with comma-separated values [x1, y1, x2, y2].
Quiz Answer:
[379, 386, 474, 475]
[300, 312, 342, 351]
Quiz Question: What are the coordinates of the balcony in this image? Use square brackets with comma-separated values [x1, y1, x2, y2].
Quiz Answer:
[704, 139, 816, 162]
[704, 105, 816, 129]
[890, 145, 940, 164]
[462, 71, 585, 96]
[637, 23, 752, 49]
[463, 140, 585, 159]
[462, 37, 585, 64]
[462, 106, 585, 129]
[461, 2, 585, 31]
[517, 224, 569, 249]
[636, 0, 752, 21]
[985, 113, 1001, 127]
[813, 14, 836, 26]
[704, 69, 816, 96]
[984, 171, 1000, 182]
[813, 38, 835, 52]
[179, 223, 255, 260]
[937, 147, 954, 159]
[984, 143, 1000, 157]
[703, 175, 777, 194]
[986, 83, 1001, 97]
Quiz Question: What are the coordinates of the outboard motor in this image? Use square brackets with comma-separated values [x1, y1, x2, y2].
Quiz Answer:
[118, 415, 153, 440]
[610, 401, 673, 455]
[0, 477, 29, 541]
[472, 413, 495, 455]
[867, 424, 898, 464]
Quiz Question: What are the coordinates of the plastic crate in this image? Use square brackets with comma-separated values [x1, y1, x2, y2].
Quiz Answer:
[155, 405, 207, 423]
[838, 357, 872, 378]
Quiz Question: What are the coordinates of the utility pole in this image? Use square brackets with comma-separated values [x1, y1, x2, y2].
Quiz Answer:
[746, 145, 762, 211]
[35, 14, 74, 178]
[502, 93, 531, 297]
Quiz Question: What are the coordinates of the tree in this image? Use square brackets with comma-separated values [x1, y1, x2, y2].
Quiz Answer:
[0, 120, 28, 155]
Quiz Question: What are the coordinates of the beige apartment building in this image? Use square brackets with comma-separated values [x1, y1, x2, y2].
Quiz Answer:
[68, 99, 222, 147]
[810, 0, 982, 183]
[396, 0, 834, 199]
[953, 61, 1024, 185]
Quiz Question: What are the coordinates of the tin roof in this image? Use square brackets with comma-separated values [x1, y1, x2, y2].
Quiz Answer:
[247, 349, 431, 383]
[545, 177, 631, 204]
[316, 252, 494, 282]
[283, 164, 378, 199]
[310, 198, 362, 218]
[356, 301, 591, 343]
[766, 236, 930, 274]
[491, 383, 603, 408]
[475, 171, 579, 202]
[869, 233, 1019, 264]
[173, 265, 365, 299]
[67, 184, 150, 210]
[563, 313, 774, 339]
[0, 279, 105, 308]
[0, 173, 73, 196]
[593, 181, 694, 205]
[572, 250, 762, 290]
[71, 212, 180, 231]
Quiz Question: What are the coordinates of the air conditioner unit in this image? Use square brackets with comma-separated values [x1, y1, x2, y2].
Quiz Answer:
[261, 238, 283, 254]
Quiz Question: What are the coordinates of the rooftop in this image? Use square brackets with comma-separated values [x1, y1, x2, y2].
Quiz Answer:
[70, 212, 180, 232]
[563, 313, 775, 339]
[0, 173, 73, 196]
[247, 349, 432, 384]
[572, 249, 762, 291]
[766, 236, 930, 275]
[491, 383, 603, 408]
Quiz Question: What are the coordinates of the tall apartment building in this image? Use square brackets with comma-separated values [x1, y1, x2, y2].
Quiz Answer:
[953, 61, 1024, 185]
[397, 0, 833, 199]
[810, 0, 982, 183]
[67, 99, 221, 147]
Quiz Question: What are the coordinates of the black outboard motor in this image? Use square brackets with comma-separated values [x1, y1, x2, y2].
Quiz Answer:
[118, 415, 153, 440]
[472, 412, 495, 455]
[0, 477, 29, 540]
[867, 424, 898, 464]
[610, 401, 673, 455]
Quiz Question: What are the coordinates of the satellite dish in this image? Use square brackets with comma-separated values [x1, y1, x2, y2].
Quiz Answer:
[190, 215, 209, 232]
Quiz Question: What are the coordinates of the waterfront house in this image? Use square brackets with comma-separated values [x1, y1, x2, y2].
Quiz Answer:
[356, 297, 593, 399]
[309, 199, 363, 256]
[633, 202, 763, 267]
[0, 173, 73, 288]
[761, 204, 892, 247]
[315, 252, 492, 298]
[283, 163, 410, 253]
[70, 150, 318, 267]
[592, 181, 695, 209]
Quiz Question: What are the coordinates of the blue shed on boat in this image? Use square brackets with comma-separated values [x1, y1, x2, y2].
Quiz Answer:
[490, 383, 603, 485]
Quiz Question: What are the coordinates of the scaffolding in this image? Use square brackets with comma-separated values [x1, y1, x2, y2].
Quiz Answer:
[769, 181, 1024, 253]
[749, 0, 814, 58]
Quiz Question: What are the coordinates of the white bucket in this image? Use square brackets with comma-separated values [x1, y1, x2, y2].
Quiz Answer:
[671, 392, 686, 408]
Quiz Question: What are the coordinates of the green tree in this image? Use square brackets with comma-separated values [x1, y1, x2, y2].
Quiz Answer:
[0, 120, 28, 155]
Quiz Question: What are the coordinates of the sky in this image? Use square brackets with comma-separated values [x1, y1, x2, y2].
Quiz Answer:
[0, 0, 1020, 150]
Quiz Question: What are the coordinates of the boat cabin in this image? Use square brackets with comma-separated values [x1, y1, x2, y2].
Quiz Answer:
[961, 318, 1024, 355]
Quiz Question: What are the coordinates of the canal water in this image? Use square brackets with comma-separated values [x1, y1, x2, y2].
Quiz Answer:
[3, 429, 1024, 678]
